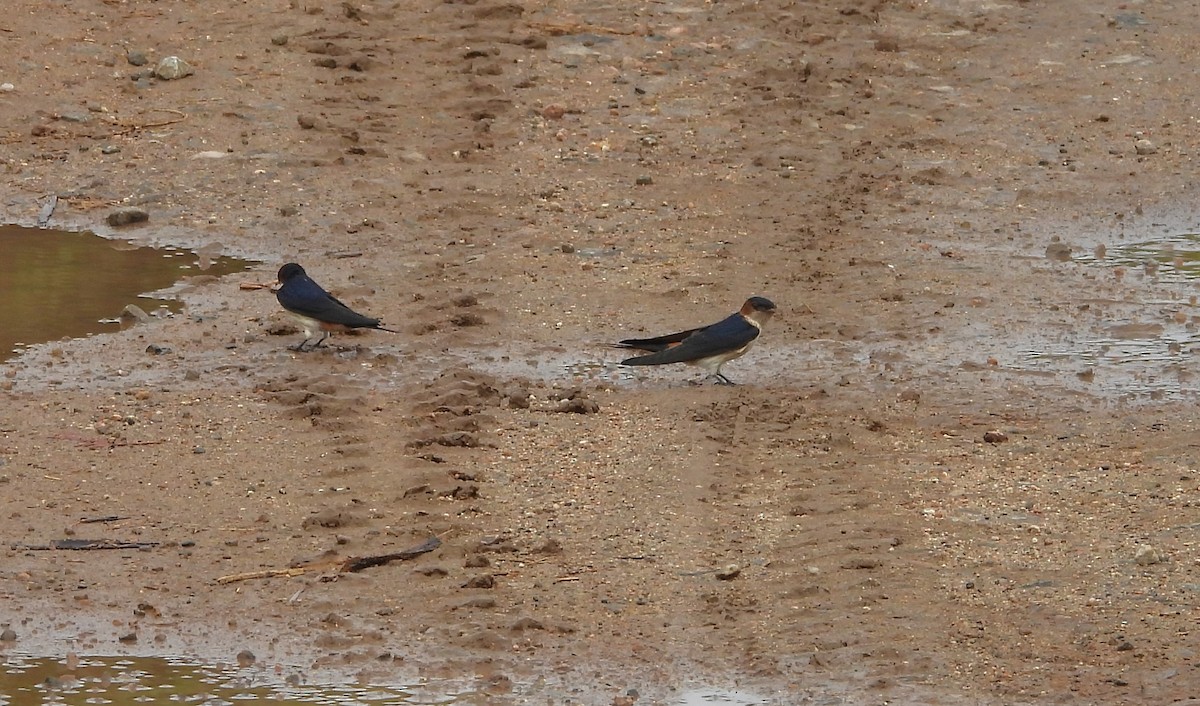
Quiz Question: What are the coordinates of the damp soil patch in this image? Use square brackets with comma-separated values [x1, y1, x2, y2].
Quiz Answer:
[0, 225, 254, 360]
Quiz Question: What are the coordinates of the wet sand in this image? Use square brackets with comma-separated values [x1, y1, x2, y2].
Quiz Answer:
[2, 1, 1199, 703]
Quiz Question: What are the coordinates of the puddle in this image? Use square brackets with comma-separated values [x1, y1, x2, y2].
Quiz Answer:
[0, 225, 254, 360]
[966, 230, 1200, 401]
[0, 654, 423, 705]
[1072, 231, 1200, 283]
[0, 654, 781, 706]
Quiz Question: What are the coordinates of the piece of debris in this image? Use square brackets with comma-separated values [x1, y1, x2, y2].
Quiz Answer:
[214, 535, 442, 584]
[37, 194, 58, 227]
[12, 539, 159, 551]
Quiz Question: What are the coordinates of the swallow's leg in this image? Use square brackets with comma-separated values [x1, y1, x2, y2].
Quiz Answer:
[312, 332, 331, 348]
[290, 336, 314, 352]
[713, 373, 737, 386]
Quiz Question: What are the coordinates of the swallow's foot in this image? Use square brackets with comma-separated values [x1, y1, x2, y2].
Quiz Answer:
[713, 374, 737, 386]
[289, 340, 314, 352]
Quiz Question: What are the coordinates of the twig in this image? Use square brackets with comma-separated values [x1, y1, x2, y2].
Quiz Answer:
[108, 109, 188, 136]
[79, 515, 128, 524]
[215, 535, 441, 585]
[528, 21, 637, 36]
[13, 539, 159, 551]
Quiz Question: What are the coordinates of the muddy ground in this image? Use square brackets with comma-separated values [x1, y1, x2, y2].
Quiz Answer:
[1, 0, 1198, 703]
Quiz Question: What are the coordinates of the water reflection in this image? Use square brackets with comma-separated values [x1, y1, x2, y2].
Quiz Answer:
[0, 225, 253, 359]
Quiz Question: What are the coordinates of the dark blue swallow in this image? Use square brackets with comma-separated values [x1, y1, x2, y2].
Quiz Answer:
[616, 296, 777, 385]
[273, 263, 395, 351]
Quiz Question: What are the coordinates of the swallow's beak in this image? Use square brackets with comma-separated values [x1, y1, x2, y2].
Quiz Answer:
[269, 279, 282, 293]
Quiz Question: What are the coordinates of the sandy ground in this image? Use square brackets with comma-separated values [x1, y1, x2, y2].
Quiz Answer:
[2, 0, 1199, 703]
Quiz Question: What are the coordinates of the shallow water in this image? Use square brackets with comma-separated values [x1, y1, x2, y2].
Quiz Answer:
[0, 225, 254, 360]
[0, 654, 420, 706]
[0, 654, 775, 706]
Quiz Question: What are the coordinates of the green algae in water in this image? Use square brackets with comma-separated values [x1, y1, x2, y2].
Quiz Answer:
[0, 655, 420, 705]
[0, 225, 254, 359]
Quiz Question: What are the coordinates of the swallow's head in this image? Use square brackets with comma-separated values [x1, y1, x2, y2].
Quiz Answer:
[274, 263, 308, 291]
[741, 296, 777, 324]
[277, 263, 306, 283]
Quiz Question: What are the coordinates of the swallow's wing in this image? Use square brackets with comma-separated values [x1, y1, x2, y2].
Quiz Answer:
[620, 314, 758, 366]
[615, 325, 708, 353]
[277, 278, 381, 328]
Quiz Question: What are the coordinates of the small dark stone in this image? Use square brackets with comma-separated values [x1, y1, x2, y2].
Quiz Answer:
[106, 208, 150, 227]
[635, 175, 653, 186]
[126, 50, 149, 67]
[145, 344, 171, 355]
[270, 35, 289, 46]
[983, 430, 1008, 443]
[1045, 242, 1073, 261]
[533, 538, 563, 555]
[118, 632, 138, 644]
[0, 628, 16, 642]
[556, 398, 599, 414]
[236, 649, 256, 667]
[462, 574, 495, 589]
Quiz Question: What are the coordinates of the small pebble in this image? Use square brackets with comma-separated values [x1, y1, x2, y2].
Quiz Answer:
[1134, 138, 1157, 156]
[715, 564, 741, 581]
[1134, 544, 1163, 566]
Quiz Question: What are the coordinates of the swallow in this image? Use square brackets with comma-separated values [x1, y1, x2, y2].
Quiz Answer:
[273, 262, 395, 351]
[616, 296, 777, 385]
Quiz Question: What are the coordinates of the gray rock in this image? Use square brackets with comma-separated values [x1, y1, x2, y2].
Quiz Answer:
[126, 50, 149, 67]
[1134, 544, 1164, 566]
[120, 304, 152, 325]
[155, 56, 194, 80]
